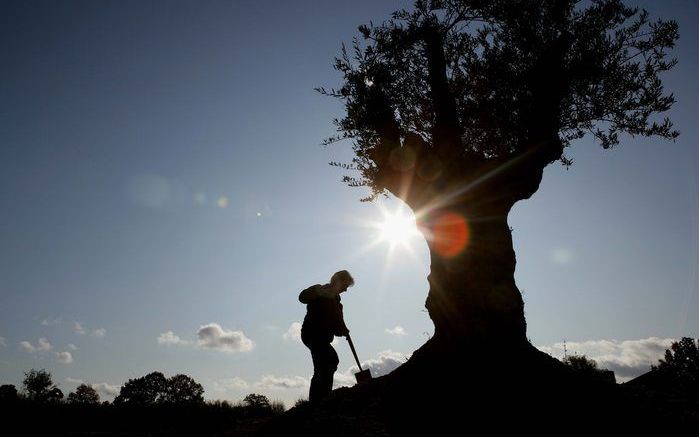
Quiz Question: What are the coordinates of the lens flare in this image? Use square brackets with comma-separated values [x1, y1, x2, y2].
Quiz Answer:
[431, 212, 469, 258]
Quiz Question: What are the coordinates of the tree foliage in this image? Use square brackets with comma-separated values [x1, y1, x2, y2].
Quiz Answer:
[562, 354, 600, 372]
[115, 371, 168, 405]
[318, 0, 678, 202]
[652, 337, 699, 389]
[0, 384, 19, 403]
[162, 374, 204, 404]
[562, 354, 615, 383]
[242, 393, 271, 409]
[114, 371, 205, 405]
[68, 383, 101, 404]
[22, 368, 62, 402]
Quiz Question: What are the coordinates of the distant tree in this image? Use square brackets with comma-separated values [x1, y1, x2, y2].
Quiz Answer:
[114, 372, 206, 405]
[0, 384, 19, 403]
[114, 371, 167, 405]
[652, 337, 699, 390]
[22, 368, 61, 402]
[47, 387, 64, 402]
[162, 374, 204, 404]
[67, 384, 101, 404]
[318, 0, 679, 359]
[242, 393, 271, 410]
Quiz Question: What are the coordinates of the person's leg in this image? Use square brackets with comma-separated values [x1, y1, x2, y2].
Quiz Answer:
[319, 343, 339, 398]
[307, 339, 326, 402]
[308, 341, 339, 402]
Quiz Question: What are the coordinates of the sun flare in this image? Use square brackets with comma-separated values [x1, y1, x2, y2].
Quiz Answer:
[377, 209, 420, 247]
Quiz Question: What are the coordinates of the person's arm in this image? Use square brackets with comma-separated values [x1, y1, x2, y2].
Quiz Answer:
[334, 301, 350, 337]
[298, 284, 331, 304]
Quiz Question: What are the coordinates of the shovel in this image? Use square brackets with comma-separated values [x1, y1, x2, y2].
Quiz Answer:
[346, 333, 372, 384]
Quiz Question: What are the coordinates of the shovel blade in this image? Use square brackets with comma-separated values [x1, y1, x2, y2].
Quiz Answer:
[354, 368, 372, 384]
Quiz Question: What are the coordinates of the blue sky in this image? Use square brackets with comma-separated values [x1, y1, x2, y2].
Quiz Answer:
[1, 0, 697, 405]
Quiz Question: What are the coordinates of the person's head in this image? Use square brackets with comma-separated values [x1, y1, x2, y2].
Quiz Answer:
[330, 270, 354, 293]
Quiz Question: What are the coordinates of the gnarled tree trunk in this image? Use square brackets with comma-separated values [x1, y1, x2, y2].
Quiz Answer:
[397, 140, 555, 349]
[421, 201, 526, 347]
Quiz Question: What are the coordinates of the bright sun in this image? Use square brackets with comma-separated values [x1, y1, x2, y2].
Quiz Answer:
[377, 209, 420, 246]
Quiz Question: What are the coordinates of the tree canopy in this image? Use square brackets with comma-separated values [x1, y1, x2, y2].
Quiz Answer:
[114, 371, 205, 405]
[319, 0, 678, 204]
[242, 393, 271, 409]
[652, 337, 699, 390]
[68, 384, 101, 405]
[22, 368, 62, 402]
[162, 374, 204, 404]
[115, 371, 168, 405]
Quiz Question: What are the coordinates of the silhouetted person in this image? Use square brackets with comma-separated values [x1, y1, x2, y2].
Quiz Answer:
[299, 270, 354, 402]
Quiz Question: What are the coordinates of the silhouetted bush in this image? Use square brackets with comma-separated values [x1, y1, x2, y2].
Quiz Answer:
[562, 354, 615, 383]
[241, 393, 286, 417]
[294, 398, 309, 408]
[0, 384, 18, 403]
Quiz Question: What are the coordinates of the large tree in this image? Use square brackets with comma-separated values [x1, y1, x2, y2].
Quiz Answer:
[319, 0, 678, 356]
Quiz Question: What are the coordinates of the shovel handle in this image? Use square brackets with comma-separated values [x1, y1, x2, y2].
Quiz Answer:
[345, 334, 363, 370]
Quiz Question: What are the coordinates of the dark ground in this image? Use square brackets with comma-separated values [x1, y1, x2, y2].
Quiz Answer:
[4, 345, 697, 436]
[253, 343, 699, 436]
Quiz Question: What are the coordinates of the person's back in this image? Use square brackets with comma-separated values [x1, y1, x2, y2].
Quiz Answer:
[300, 283, 347, 345]
[298, 270, 354, 402]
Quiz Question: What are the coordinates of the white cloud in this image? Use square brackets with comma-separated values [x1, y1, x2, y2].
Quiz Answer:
[255, 375, 309, 390]
[73, 321, 105, 338]
[41, 317, 62, 326]
[156, 324, 254, 352]
[538, 337, 675, 382]
[551, 248, 573, 264]
[157, 330, 190, 345]
[63, 378, 119, 397]
[67, 343, 78, 351]
[197, 323, 254, 353]
[334, 350, 410, 388]
[19, 337, 53, 353]
[93, 382, 119, 397]
[283, 322, 302, 342]
[0, 336, 6, 347]
[385, 326, 406, 336]
[56, 351, 73, 364]
[74, 322, 86, 335]
[212, 377, 249, 392]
